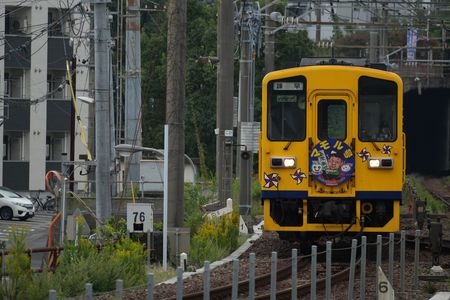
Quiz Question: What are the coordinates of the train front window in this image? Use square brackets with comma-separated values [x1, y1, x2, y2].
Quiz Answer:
[268, 77, 306, 141]
[317, 100, 347, 140]
[358, 76, 397, 142]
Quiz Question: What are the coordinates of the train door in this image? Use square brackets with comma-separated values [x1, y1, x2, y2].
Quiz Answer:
[308, 92, 356, 197]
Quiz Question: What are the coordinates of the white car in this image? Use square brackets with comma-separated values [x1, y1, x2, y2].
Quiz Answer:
[0, 187, 35, 221]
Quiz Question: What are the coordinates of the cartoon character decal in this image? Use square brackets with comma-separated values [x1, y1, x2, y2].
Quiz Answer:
[382, 145, 392, 155]
[309, 139, 355, 186]
[358, 148, 371, 162]
[290, 169, 307, 185]
[264, 172, 280, 188]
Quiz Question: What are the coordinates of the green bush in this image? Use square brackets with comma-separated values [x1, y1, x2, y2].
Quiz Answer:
[0, 228, 32, 300]
[52, 237, 147, 296]
[190, 213, 239, 265]
[184, 183, 210, 235]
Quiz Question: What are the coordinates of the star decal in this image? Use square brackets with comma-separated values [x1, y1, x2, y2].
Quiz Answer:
[382, 145, 392, 155]
[357, 148, 371, 162]
[264, 172, 279, 188]
[290, 169, 307, 184]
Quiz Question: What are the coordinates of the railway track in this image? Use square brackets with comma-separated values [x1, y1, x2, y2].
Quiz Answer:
[163, 232, 450, 300]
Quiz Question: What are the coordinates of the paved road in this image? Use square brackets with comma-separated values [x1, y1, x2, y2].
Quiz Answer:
[0, 212, 56, 269]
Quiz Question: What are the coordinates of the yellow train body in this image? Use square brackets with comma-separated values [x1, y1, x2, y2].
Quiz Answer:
[260, 65, 404, 236]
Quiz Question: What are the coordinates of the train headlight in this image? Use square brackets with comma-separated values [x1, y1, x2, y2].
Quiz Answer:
[270, 157, 296, 168]
[368, 158, 393, 169]
[283, 158, 296, 168]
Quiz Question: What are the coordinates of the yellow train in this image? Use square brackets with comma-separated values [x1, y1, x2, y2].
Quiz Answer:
[259, 63, 404, 239]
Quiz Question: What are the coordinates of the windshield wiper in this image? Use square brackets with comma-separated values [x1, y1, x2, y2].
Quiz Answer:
[283, 141, 292, 151]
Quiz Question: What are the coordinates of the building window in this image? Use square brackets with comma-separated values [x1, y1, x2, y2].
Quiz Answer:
[47, 72, 67, 100]
[46, 133, 67, 161]
[3, 132, 24, 161]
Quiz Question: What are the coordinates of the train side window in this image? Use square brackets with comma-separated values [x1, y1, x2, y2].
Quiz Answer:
[317, 100, 347, 140]
[358, 76, 397, 142]
[268, 77, 306, 141]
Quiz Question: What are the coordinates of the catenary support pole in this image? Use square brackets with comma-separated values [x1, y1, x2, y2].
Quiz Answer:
[94, 0, 112, 223]
[216, 0, 234, 205]
[165, 0, 187, 228]
[125, 0, 142, 183]
[238, 0, 253, 215]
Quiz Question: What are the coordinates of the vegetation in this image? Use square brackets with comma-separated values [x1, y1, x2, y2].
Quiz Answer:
[190, 213, 240, 265]
[407, 174, 447, 213]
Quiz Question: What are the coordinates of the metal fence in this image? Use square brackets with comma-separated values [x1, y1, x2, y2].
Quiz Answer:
[50, 229, 437, 299]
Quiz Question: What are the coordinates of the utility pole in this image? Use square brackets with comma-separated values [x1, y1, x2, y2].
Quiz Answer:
[315, 0, 321, 43]
[264, 0, 275, 73]
[238, 1, 253, 215]
[216, 0, 235, 206]
[94, 0, 112, 223]
[125, 0, 142, 183]
[166, 0, 187, 228]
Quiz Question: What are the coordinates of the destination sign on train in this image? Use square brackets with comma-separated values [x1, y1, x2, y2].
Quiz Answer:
[273, 82, 304, 91]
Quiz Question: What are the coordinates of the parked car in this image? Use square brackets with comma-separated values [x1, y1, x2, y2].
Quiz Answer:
[0, 187, 35, 221]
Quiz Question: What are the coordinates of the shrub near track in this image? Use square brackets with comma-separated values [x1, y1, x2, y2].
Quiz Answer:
[0, 225, 147, 299]
[190, 212, 240, 266]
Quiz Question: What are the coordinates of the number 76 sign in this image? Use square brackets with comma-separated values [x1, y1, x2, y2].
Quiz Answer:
[127, 203, 153, 233]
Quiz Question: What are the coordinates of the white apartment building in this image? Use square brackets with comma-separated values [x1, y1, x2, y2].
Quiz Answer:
[0, 0, 92, 191]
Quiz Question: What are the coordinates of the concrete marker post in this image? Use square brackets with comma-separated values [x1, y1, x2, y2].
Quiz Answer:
[232, 259, 239, 300]
[270, 251, 277, 300]
[203, 261, 210, 300]
[360, 236, 367, 300]
[347, 239, 357, 300]
[376, 234, 382, 298]
[326, 241, 332, 300]
[414, 229, 421, 288]
[147, 273, 154, 300]
[176, 267, 183, 300]
[249, 252, 255, 300]
[291, 248, 298, 300]
[115, 279, 123, 299]
[311, 245, 317, 300]
[389, 233, 394, 284]
[400, 230, 406, 294]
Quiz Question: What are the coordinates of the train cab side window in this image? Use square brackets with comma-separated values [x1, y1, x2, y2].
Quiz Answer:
[268, 77, 306, 141]
[358, 76, 397, 142]
[317, 100, 347, 140]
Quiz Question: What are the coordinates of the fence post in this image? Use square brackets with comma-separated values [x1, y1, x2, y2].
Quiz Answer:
[400, 230, 406, 294]
[360, 236, 367, 300]
[176, 267, 183, 300]
[291, 248, 298, 300]
[347, 239, 357, 300]
[249, 252, 256, 300]
[388, 233, 394, 284]
[115, 279, 123, 299]
[147, 273, 154, 300]
[325, 241, 332, 300]
[270, 252, 277, 300]
[85, 283, 93, 300]
[232, 259, 239, 300]
[376, 234, 382, 298]
[311, 245, 317, 300]
[203, 261, 210, 300]
[414, 229, 421, 289]
[49, 289, 56, 300]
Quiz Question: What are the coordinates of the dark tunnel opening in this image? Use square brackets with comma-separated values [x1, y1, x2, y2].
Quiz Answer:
[404, 88, 450, 175]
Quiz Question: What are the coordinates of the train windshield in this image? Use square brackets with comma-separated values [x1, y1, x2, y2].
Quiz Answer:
[317, 100, 347, 140]
[267, 76, 306, 141]
[358, 76, 397, 142]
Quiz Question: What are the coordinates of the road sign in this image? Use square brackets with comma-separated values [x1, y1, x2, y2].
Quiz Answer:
[377, 266, 395, 300]
[127, 203, 153, 233]
[240, 122, 260, 152]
